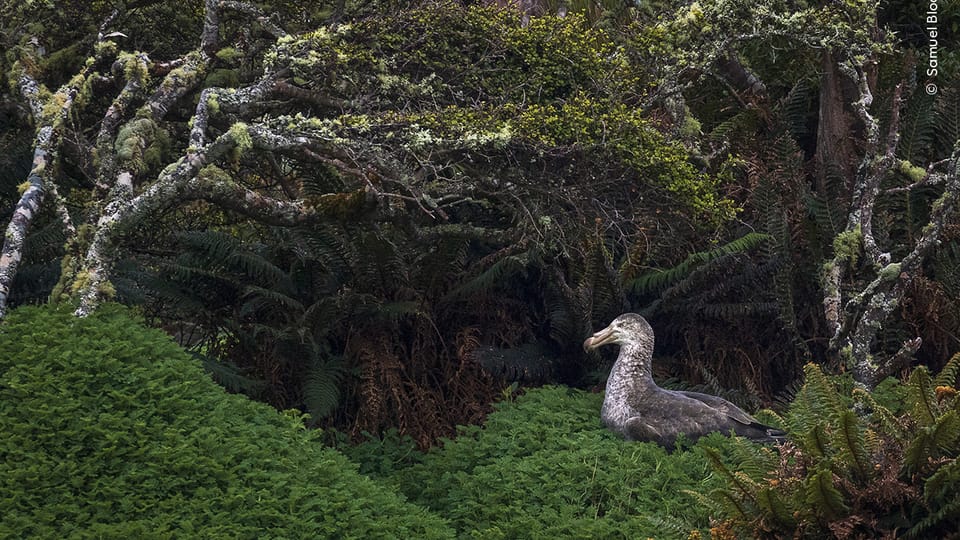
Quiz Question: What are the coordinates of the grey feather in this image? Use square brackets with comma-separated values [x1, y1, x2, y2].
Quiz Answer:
[584, 313, 786, 448]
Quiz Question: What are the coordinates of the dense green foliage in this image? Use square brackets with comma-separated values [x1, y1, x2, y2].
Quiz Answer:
[707, 362, 960, 538]
[4, 303, 960, 537]
[341, 386, 747, 538]
[0, 304, 453, 538]
[0, 7, 958, 539]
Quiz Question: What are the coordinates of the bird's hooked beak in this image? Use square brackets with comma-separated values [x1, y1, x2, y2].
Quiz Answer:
[583, 325, 617, 351]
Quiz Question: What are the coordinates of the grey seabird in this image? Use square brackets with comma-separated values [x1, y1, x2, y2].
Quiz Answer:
[584, 313, 786, 448]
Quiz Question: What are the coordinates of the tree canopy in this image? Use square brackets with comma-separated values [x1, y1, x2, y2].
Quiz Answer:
[0, 0, 958, 443]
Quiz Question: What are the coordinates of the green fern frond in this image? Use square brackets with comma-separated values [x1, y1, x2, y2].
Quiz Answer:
[756, 487, 797, 529]
[195, 353, 267, 395]
[229, 248, 292, 290]
[801, 423, 830, 459]
[707, 487, 752, 521]
[298, 227, 354, 280]
[703, 447, 757, 506]
[752, 409, 785, 430]
[932, 242, 960, 298]
[933, 86, 959, 158]
[303, 356, 346, 422]
[780, 77, 814, 140]
[178, 230, 242, 266]
[836, 409, 871, 480]
[908, 366, 939, 427]
[299, 297, 342, 335]
[682, 488, 730, 520]
[906, 493, 960, 539]
[708, 108, 760, 143]
[240, 285, 305, 317]
[696, 301, 778, 320]
[934, 353, 960, 388]
[804, 467, 848, 520]
[727, 437, 778, 481]
[904, 429, 937, 475]
[795, 363, 845, 425]
[642, 514, 697, 538]
[445, 253, 529, 300]
[851, 387, 903, 438]
[627, 232, 771, 295]
[898, 92, 936, 162]
[931, 411, 960, 454]
[922, 459, 960, 504]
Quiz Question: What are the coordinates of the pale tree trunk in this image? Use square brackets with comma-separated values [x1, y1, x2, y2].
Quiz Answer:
[0, 70, 91, 318]
[821, 55, 960, 389]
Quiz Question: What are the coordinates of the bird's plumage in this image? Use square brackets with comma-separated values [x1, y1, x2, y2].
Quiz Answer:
[584, 313, 786, 448]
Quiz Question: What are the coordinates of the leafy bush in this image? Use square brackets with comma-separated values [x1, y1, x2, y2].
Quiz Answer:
[380, 386, 748, 538]
[706, 361, 960, 538]
[0, 304, 453, 539]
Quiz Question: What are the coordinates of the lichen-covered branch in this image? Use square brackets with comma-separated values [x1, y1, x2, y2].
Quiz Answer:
[184, 172, 377, 226]
[75, 127, 245, 316]
[219, 1, 288, 38]
[0, 63, 93, 317]
[817, 55, 957, 389]
[0, 129, 52, 318]
[831, 141, 960, 387]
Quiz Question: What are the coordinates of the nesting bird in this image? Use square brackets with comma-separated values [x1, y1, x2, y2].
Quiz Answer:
[584, 313, 786, 448]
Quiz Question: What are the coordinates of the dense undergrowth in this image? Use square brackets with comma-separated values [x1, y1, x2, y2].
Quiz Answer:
[340, 386, 743, 538]
[0, 305, 746, 538]
[3, 304, 958, 538]
[0, 305, 452, 539]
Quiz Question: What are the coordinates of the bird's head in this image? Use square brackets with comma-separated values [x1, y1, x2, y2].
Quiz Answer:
[583, 313, 652, 351]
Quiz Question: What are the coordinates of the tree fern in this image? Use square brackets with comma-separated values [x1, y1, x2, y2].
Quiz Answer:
[195, 352, 267, 395]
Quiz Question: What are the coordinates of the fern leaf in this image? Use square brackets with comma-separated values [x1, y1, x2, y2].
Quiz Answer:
[445, 253, 529, 299]
[303, 357, 346, 421]
[922, 459, 960, 504]
[898, 92, 936, 162]
[852, 387, 903, 439]
[801, 423, 830, 459]
[240, 286, 305, 320]
[756, 487, 797, 529]
[797, 363, 845, 424]
[906, 495, 960, 539]
[780, 77, 814, 140]
[805, 468, 848, 520]
[703, 447, 757, 506]
[904, 429, 937, 475]
[908, 366, 939, 427]
[837, 409, 871, 480]
[707, 487, 752, 520]
[934, 353, 960, 388]
[196, 353, 266, 395]
[627, 232, 771, 295]
[931, 410, 960, 454]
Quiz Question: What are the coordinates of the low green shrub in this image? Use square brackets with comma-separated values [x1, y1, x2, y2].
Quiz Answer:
[0, 304, 453, 539]
[705, 362, 960, 538]
[386, 386, 746, 538]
